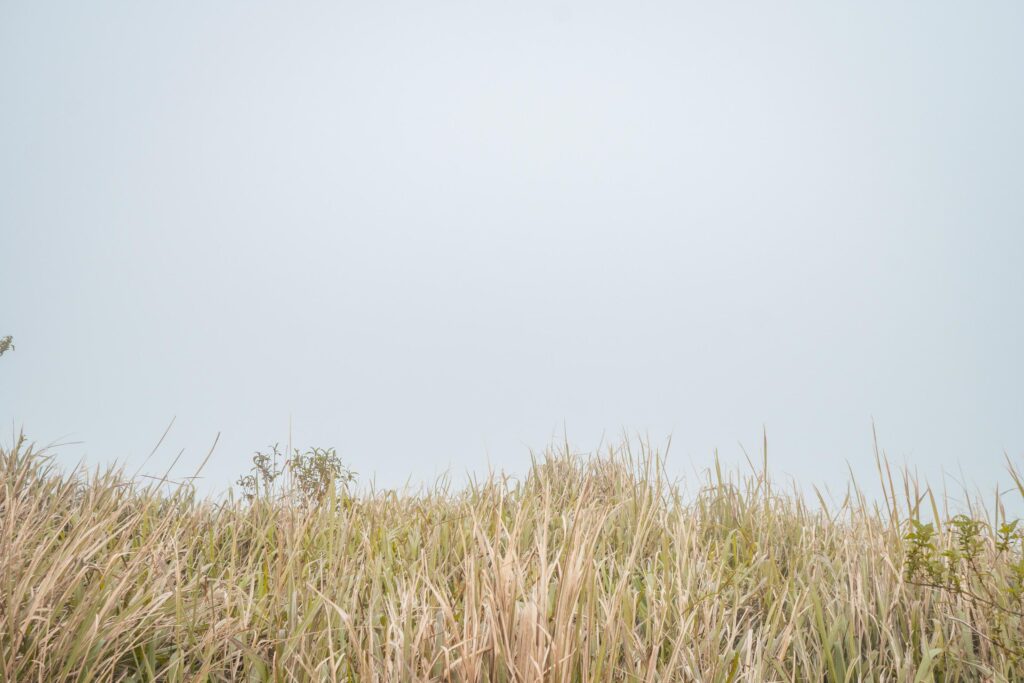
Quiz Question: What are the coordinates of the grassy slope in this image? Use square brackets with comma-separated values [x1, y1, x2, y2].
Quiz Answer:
[2, 436, 1022, 682]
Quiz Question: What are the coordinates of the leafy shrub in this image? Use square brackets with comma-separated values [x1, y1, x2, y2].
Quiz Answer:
[904, 512, 1024, 657]
[236, 444, 356, 504]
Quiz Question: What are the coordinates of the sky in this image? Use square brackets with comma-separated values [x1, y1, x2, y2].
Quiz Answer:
[1, 1, 1022, 501]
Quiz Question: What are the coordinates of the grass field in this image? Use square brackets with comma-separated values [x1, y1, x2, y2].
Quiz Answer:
[2, 434, 1023, 682]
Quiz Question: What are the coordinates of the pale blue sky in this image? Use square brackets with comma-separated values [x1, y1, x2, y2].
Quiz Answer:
[1, 1, 1022, 498]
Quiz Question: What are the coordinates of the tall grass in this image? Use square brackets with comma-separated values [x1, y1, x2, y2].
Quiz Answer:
[2, 434, 1022, 681]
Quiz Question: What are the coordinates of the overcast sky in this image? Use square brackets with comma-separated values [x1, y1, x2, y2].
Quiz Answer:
[1, 1, 1022, 499]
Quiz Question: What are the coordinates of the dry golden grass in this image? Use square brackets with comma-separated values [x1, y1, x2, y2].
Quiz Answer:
[2, 433, 1022, 681]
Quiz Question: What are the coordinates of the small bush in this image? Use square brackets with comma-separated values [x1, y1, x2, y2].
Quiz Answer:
[236, 444, 356, 504]
[904, 511, 1024, 658]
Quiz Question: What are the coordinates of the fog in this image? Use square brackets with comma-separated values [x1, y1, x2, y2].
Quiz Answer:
[2, 1, 1022, 500]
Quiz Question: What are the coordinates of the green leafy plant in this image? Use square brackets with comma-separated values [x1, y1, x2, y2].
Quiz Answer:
[0, 336, 13, 357]
[286, 446, 356, 504]
[904, 519, 943, 584]
[236, 443, 355, 504]
[235, 444, 283, 501]
[904, 511, 1024, 658]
